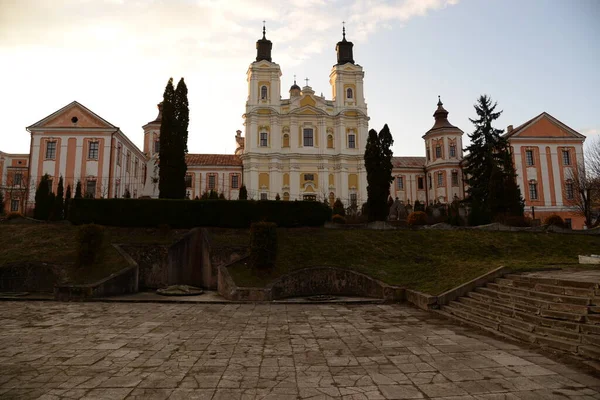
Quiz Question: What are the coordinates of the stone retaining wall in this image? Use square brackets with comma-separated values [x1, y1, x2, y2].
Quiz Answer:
[219, 264, 404, 302]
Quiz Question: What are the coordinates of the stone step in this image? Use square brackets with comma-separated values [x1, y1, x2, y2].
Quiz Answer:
[503, 274, 599, 290]
[450, 299, 600, 344]
[443, 304, 500, 330]
[450, 300, 534, 331]
[439, 306, 600, 361]
[459, 296, 583, 331]
[487, 282, 594, 306]
[495, 277, 596, 298]
[467, 289, 589, 322]
[475, 286, 591, 314]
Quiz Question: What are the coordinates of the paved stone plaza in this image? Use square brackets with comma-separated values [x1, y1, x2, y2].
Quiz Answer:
[0, 302, 599, 400]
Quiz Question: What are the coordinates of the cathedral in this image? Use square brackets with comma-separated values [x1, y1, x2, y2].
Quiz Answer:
[0, 27, 587, 228]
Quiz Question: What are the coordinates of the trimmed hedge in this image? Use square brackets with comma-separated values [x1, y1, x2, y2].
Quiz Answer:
[68, 198, 332, 228]
[250, 222, 278, 269]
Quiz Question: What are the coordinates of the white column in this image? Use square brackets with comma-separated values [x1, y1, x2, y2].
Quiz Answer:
[290, 163, 300, 201]
[341, 167, 349, 206]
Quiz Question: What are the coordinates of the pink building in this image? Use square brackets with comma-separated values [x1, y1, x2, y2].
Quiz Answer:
[0, 99, 589, 229]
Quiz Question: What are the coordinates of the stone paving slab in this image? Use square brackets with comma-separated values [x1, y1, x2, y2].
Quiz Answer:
[0, 301, 599, 400]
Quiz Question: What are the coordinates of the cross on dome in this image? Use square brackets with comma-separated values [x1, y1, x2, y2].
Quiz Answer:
[304, 77, 310, 87]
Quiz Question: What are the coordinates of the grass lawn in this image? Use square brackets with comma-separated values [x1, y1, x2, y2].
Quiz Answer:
[220, 228, 600, 295]
[0, 223, 186, 284]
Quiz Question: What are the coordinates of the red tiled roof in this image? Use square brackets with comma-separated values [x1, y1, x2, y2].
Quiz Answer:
[392, 156, 426, 168]
[185, 154, 242, 166]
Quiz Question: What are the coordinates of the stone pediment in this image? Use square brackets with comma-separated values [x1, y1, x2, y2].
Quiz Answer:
[505, 112, 585, 140]
[28, 101, 116, 130]
[300, 95, 317, 108]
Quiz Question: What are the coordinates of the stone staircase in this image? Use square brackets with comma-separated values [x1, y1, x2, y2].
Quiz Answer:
[438, 272, 600, 361]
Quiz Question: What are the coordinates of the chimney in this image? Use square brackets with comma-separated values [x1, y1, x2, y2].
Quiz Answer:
[507, 125, 513, 133]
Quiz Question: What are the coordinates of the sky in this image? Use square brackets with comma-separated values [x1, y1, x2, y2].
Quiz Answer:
[0, 0, 599, 157]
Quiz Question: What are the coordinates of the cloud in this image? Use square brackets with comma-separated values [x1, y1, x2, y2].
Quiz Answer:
[581, 128, 599, 136]
[0, 0, 460, 66]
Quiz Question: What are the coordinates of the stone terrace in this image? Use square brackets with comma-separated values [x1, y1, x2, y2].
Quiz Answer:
[0, 302, 599, 400]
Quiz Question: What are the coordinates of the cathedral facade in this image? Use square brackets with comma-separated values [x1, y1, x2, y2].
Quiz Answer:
[0, 28, 587, 228]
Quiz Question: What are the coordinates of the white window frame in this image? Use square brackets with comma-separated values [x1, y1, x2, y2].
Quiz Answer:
[10, 199, 19, 212]
[397, 176, 404, 190]
[45, 141, 56, 160]
[348, 133, 356, 149]
[303, 128, 314, 147]
[260, 85, 268, 100]
[260, 132, 268, 147]
[88, 142, 99, 160]
[529, 181, 538, 200]
[208, 174, 216, 190]
[526, 150, 534, 166]
[562, 150, 571, 165]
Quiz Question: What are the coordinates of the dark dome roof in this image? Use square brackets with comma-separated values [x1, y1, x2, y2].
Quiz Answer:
[290, 82, 301, 91]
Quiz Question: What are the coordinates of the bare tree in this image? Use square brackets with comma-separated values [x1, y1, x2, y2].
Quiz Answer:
[565, 137, 600, 228]
[1, 168, 29, 214]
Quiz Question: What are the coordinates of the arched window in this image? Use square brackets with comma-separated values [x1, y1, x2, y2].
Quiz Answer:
[260, 85, 268, 100]
[327, 134, 333, 149]
[283, 192, 290, 201]
[283, 134, 290, 148]
[346, 88, 353, 99]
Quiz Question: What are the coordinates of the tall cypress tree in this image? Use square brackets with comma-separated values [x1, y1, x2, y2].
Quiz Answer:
[52, 176, 64, 220]
[0, 190, 4, 215]
[463, 95, 523, 225]
[173, 78, 189, 199]
[364, 125, 394, 221]
[159, 78, 177, 198]
[74, 180, 83, 199]
[64, 184, 72, 220]
[34, 174, 51, 220]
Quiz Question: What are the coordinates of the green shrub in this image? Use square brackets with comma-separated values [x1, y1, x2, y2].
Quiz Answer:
[544, 214, 566, 228]
[250, 222, 278, 269]
[68, 198, 332, 228]
[76, 224, 105, 267]
[407, 211, 427, 226]
[332, 198, 345, 217]
[332, 214, 346, 224]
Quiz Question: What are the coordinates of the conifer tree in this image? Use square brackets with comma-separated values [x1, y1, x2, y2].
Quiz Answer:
[239, 185, 248, 200]
[64, 184, 72, 220]
[74, 180, 83, 199]
[463, 95, 523, 225]
[173, 78, 189, 198]
[34, 174, 51, 220]
[52, 176, 64, 220]
[159, 78, 176, 198]
[0, 190, 4, 215]
[364, 124, 394, 221]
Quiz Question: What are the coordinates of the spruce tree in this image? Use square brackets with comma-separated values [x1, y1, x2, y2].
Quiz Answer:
[159, 78, 177, 198]
[74, 180, 83, 199]
[463, 95, 523, 225]
[52, 176, 64, 220]
[64, 184, 72, 220]
[364, 124, 394, 221]
[34, 174, 51, 220]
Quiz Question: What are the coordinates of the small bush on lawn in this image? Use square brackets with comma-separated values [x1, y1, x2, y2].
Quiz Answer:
[332, 214, 346, 224]
[76, 224, 105, 267]
[332, 198, 346, 217]
[407, 211, 427, 226]
[250, 222, 278, 269]
[544, 214, 566, 228]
